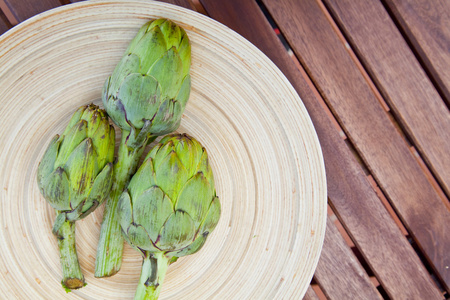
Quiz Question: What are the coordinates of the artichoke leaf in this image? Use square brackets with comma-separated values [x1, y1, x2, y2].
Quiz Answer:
[133, 186, 173, 242]
[109, 54, 141, 95]
[147, 48, 183, 100]
[91, 119, 112, 169]
[128, 224, 159, 252]
[199, 196, 221, 234]
[175, 172, 213, 226]
[127, 157, 156, 199]
[177, 34, 191, 76]
[133, 26, 167, 74]
[174, 231, 208, 257]
[149, 99, 182, 135]
[175, 74, 191, 108]
[37, 135, 61, 187]
[117, 190, 133, 234]
[62, 106, 85, 137]
[159, 20, 181, 50]
[154, 151, 188, 203]
[52, 213, 67, 235]
[54, 120, 88, 167]
[117, 73, 161, 129]
[87, 162, 113, 205]
[42, 167, 71, 211]
[158, 211, 195, 251]
[64, 138, 97, 210]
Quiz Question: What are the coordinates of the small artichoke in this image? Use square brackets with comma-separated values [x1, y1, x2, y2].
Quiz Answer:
[37, 103, 115, 289]
[117, 134, 220, 299]
[102, 19, 191, 142]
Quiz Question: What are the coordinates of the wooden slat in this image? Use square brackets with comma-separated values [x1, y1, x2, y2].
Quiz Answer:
[262, 0, 450, 291]
[199, 0, 443, 298]
[70, 0, 195, 10]
[324, 0, 450, 198]
[303, 286, 320, 300]
[383, 0, 450, 105]
[0, 9, 9, 34]
[3, 0, 61, 23]
[314, 217, 381, 299]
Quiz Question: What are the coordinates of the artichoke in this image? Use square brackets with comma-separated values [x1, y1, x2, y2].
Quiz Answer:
[117, 134, 220, 299]
[96, 19, 192, 277]
[102, 18, 191, 144]
[36, 104, 115, 289]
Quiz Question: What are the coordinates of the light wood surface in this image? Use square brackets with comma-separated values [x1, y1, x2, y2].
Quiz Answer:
[0, 1, 327, 299]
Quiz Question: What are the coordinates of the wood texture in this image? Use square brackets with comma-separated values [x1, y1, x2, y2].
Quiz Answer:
[0, 1, 327, 299]
[0, 9, 9, 34]
[315, 218, 381, 300]
[200, 0, 443, 298]
[324, 0, 450, 198]
[262, 0, 450, 291]
[303, 286, 320, 300]
[70, 0, 195, 10]
[3, 0, 60, 22]
[383, 0, 450, 105]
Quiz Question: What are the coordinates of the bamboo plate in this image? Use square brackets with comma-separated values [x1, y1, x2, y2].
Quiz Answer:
[0, 1, 327, 299]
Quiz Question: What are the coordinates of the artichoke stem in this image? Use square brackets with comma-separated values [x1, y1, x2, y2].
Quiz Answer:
[55, 218, 84, 290]
[135, 252, 170, 300]
[95, 130, 153, 277]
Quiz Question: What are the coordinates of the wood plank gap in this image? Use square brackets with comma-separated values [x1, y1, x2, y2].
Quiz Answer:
[190, 0, 207, 15]
[287, 49, 347, 140]
[327, 204, 355, 247]
[316, 0, 390, 113]
[367, 175, 409, 235]
[0, 0, 18, 25]
[311, 283, 327, 300]
[409, 146, 450, 208]
[380, 0, 450, 108]
[0, 7, 11, 28]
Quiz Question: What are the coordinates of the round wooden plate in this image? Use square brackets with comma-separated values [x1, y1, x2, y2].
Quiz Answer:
[0, 1, 327, 299]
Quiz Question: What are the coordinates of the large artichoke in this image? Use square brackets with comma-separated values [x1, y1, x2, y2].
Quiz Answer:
[102, 18, 191, 143]
[117, 134, 221, 299]
[96, 19, 192, 277]
[37, 104, 115, 289]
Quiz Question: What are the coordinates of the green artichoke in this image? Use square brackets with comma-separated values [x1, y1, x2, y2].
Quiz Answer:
[102, 18, 191, 143]
[117, 134, 220, 300]
[37, 103, 115, 289]
[96, 18, 192, 277]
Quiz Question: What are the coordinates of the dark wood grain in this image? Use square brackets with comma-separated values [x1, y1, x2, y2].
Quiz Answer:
[324, 0, 450, 198]
[262, 0, 450, 291]
[383, 0, 450, 105]
[0, 9, 9, 34]
[3, 0, 61, 22]
[315, 217, 382, 299]
[70, 0, 195, 10]
[200, 0, 443, 298]
[303, 286, 320, 300]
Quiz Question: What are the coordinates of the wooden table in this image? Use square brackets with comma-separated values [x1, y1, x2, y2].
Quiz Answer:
[1, 0, 448, 299]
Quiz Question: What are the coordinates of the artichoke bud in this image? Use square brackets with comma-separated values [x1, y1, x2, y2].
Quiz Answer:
[118, 134, 221, 258]
[102, 19, 191, 141]
[37, 104, 115, 221]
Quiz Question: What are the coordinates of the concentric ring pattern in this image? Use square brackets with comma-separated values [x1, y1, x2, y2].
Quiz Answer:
[0, 1, 327, 299]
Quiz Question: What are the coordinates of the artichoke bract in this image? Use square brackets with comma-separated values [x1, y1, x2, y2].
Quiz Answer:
[37, 104, 115, 290]
[117, 134, 221, 300]
[96, 19, 192, 277]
